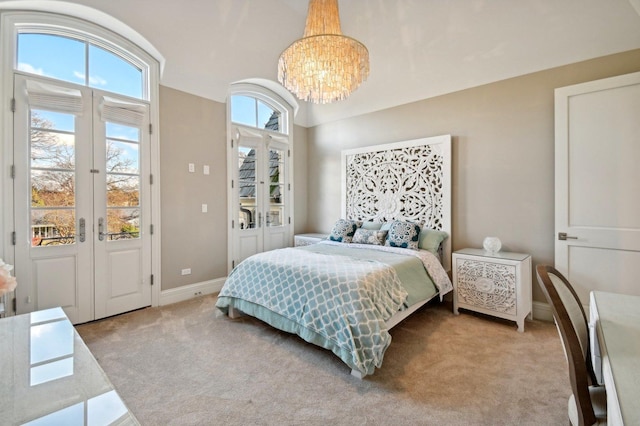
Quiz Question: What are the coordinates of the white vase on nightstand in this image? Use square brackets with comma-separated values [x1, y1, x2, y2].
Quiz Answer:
[483, 237, 502, 253]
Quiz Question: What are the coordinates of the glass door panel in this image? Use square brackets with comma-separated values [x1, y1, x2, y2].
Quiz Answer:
[29, 109, 77, 247]
[104, 123, 141, 240]
[238, 146, 258, 230]
[267, 147, 285, 228]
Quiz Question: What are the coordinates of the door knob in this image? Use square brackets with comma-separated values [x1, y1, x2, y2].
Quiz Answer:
[558, 232, 578, 241]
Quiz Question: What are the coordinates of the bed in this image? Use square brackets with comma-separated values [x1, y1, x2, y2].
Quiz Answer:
[216, 135, 452, 378]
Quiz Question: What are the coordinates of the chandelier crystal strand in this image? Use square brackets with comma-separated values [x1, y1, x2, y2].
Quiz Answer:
[278, 0, 369, 104]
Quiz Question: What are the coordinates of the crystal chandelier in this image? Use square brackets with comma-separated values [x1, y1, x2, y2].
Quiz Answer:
[277, 0, 370, 104]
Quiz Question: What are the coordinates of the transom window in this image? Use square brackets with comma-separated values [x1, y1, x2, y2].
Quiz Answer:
[16, 33, 144, 100]
[230, 95, 285, 134]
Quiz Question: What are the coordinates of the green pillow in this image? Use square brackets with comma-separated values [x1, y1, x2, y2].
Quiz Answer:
[418, 229, 448, 254]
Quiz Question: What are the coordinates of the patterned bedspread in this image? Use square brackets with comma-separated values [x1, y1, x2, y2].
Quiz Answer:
[216, 247, 411, 376]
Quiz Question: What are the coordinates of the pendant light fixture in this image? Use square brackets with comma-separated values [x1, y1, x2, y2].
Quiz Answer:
[277, 0, 370, 104]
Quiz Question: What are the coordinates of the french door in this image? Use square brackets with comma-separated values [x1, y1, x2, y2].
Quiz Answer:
[232, 130, 291, 266]
[13, 74, 152, 324]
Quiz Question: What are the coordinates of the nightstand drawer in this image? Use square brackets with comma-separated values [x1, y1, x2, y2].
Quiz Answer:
[455, 258, 517, 315]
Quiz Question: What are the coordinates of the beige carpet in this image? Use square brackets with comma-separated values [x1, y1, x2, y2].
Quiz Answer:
[76, 295, 570, 425]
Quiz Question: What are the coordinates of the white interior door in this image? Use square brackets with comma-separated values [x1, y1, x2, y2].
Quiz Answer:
[555, 71, 640, 304]
[13, 75, 151, 323]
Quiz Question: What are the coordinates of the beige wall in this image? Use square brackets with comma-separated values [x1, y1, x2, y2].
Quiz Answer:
[293, 125, 309, 234]
[159, 86, 227, 290]
[159, 86, 308, 290]
[306, 49, 640, 303]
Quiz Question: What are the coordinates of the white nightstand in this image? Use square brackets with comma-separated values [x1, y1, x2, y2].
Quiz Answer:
[452, 248, 532, 332]
[294, 233, 328, 246]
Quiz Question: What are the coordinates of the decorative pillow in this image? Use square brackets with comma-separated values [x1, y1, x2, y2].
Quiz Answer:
[352, 228, 388, 245]
[385, 220, 421, 250]
[418, 229, 449, 254]
[328, 219, 359, 243]
[361, 221, 383, 231]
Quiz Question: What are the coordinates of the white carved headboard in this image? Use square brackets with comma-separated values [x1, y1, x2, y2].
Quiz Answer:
[341, 135, 452, 271]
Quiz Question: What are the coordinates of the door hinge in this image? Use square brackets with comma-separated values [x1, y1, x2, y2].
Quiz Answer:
[150, 224, 154, 235]
[232, 260, 235, 268]
[10, 98, 16, 112]
[288, 149, 291, 158]
[231, 139, 234, 148]
[288, 183, 291, 191]
[12, 231, 16, 245]
[288, 217, 291, 225]
[11, 165, 15, 179]
[150, 174, 154, 185]
[232, 220, 235, 229]
[149, 123, 153, 134]
[12, 297, 17, 312]
[231, 180, 234, 189]
[150, 274, 154, 285]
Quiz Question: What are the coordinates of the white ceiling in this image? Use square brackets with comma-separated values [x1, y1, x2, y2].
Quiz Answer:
[3, 0, 640, 127]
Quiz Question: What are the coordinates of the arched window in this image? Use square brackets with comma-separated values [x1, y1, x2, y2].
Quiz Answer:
[5, 11, 154, 100]
[226, 83, 294, 271]
[230, 95, 285, 133]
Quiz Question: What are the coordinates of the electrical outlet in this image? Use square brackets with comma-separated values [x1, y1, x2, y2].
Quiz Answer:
[188, 163, 195, 173]
[203, 165, 210, 175]
[181, 268, 191, 275]
[202, 204, 208, 213]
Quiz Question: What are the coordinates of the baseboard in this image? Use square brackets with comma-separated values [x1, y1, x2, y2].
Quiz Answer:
[159, 277, 226, 306]
[532, 300, 553, 322]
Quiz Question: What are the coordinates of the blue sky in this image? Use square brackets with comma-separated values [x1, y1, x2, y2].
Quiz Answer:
[18, 33, 142, 99]
[231, 95, 279, 130]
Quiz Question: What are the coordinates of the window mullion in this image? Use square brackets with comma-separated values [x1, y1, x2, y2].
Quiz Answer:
[254, 98, 259, 128]
[84, 40, 89, 87]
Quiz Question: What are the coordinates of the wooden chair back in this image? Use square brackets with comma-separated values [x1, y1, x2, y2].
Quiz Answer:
[536, 264, 597, 426]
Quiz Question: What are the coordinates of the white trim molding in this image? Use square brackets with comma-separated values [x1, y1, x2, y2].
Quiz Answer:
[532, 300, 554, 322]
[159, 277, 226, 307]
